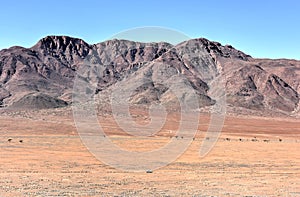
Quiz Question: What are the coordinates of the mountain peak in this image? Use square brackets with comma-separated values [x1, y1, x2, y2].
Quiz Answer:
[31, 35, 90, 60]
[179, 38, 252, 61]
[33, 35, 90, 52]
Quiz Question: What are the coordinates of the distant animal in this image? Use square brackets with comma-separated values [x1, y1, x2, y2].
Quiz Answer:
[146, 170, 153, 173]
[8, 138, 12, 142]
[239, 138, 242, 141]
[279, 138, 282, 142]
[225, 138, 230, 141]
[263, 139, 269, 143]
[19, 140, 23, 143]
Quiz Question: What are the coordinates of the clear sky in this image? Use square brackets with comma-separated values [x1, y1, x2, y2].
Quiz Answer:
[0, 0, 299, 59]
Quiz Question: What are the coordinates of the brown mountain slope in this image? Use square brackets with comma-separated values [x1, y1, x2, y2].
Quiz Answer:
[0, 36, 299, 117]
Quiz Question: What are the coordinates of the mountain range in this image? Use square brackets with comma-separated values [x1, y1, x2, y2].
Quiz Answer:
[0, 36, 299, 117]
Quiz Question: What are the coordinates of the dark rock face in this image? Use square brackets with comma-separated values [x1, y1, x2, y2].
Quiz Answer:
[263, 74, 299, 112]
[0, 35, 299, 116]
[226, 64, 299, 112]
[10, 93, 68, 109]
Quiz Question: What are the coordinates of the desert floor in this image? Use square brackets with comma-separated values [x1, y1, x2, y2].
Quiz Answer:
[0, 109, 299, 196]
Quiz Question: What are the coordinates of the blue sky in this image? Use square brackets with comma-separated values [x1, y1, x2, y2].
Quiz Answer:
[0, 0, 299, 59]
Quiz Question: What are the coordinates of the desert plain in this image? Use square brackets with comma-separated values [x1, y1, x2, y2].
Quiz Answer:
[0, 108, 299, 196]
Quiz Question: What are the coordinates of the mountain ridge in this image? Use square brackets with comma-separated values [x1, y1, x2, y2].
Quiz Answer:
[0, 35, 299, 117]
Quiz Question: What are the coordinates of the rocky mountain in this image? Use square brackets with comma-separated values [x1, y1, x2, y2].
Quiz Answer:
[0, 36, 299, 117]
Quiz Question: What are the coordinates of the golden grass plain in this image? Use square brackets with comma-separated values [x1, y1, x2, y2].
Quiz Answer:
[0, 110, 299, 196]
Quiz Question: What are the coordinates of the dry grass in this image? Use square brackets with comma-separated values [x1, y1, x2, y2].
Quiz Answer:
[0, 110, 299, 196]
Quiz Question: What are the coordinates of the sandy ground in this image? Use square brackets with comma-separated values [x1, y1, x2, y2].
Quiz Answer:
[0, 109, 299, 196]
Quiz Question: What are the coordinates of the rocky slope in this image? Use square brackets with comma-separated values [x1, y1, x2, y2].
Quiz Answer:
[0, 36, 299, 117]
